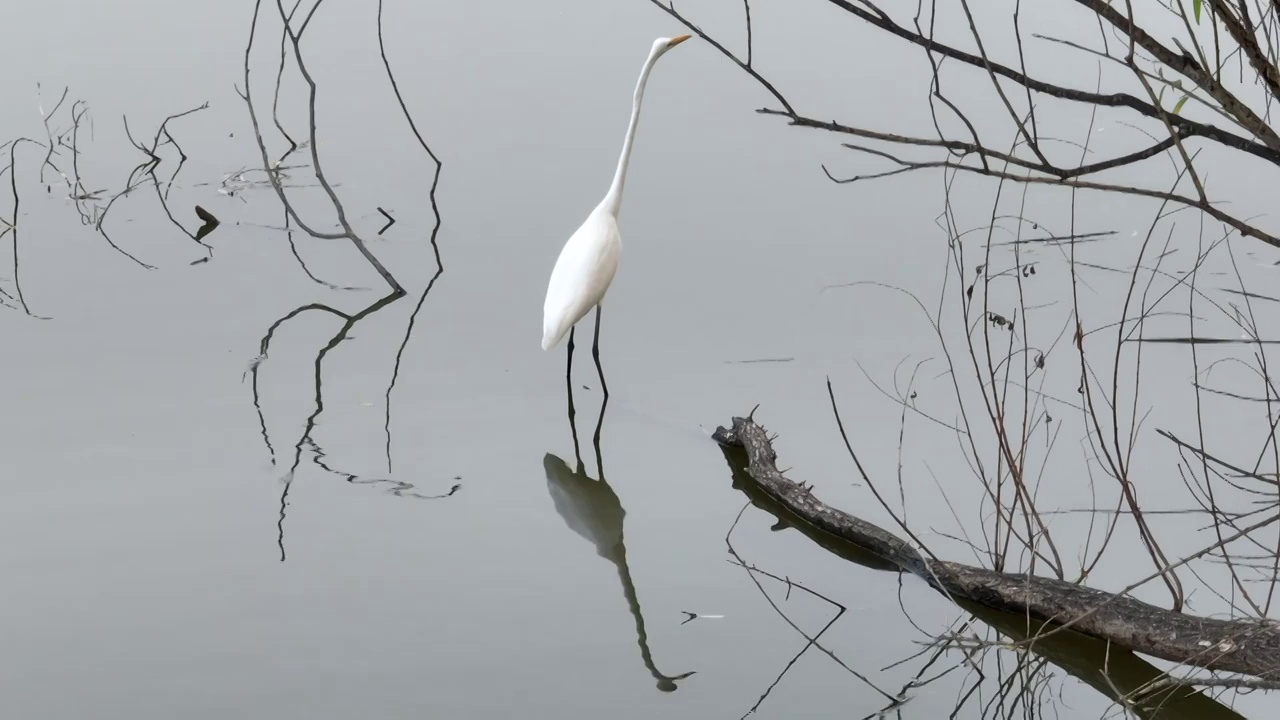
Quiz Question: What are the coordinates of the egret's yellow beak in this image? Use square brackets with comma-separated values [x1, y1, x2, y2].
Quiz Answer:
[669, 34, 691, 47]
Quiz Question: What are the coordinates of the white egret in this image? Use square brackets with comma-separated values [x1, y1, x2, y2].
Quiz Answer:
[541, 34, 691, 398]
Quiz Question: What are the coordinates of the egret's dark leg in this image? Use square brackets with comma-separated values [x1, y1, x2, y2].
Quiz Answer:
[566, 327, 582, 467]
[592, 305, 609, 400]
[567, 326, 576, 386]
[592, 382, 609, 479]
[589, 306, 609, 470]
[568, 388, 583, 472]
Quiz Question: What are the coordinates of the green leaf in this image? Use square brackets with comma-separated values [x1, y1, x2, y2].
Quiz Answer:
[1173, 94, 1189, 115]
[1194, 0, 1202, 23]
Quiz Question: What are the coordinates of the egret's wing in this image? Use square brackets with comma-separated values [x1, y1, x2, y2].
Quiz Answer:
[542, 211, 621, 349]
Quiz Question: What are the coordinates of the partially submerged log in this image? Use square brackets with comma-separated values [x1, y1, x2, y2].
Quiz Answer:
[714, 438, 1250, 718]
[712, 415, 1280, 681]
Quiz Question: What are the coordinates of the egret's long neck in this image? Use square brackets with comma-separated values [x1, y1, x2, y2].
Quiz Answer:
[602, 48, 662, 219]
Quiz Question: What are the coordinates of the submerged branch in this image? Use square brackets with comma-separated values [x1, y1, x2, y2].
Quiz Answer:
[712, 414, 1280, 680]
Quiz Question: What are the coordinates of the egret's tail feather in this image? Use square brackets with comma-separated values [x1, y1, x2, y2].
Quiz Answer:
[542, 325, 568, 351]
[542, 305, 576, 351]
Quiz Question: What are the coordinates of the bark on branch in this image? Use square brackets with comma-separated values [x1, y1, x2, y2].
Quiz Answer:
[711, 414, 1280, 680]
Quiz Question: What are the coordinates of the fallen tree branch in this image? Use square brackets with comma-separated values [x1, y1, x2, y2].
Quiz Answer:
[711, 414, 1280, 680]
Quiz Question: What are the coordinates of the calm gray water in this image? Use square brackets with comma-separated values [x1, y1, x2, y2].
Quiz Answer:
[3, 1, 1279, 717]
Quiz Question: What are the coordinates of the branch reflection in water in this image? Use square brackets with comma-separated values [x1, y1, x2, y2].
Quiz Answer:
[543, 383, 696, 692]
[237, 0, 448, 561]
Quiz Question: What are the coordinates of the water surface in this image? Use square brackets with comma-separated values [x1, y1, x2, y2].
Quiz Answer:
[2, 1, 1278, 718]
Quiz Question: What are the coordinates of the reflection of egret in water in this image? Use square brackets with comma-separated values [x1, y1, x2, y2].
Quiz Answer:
[543, 455, 696, 692]
[543, 388, 694, 692]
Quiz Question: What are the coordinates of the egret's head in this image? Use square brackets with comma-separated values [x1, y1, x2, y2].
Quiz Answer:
[655, 34, 691, 56]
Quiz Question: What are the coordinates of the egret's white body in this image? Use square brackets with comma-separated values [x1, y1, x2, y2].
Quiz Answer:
[541, 35, 690, 362]
[542, 209, 621, 351]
